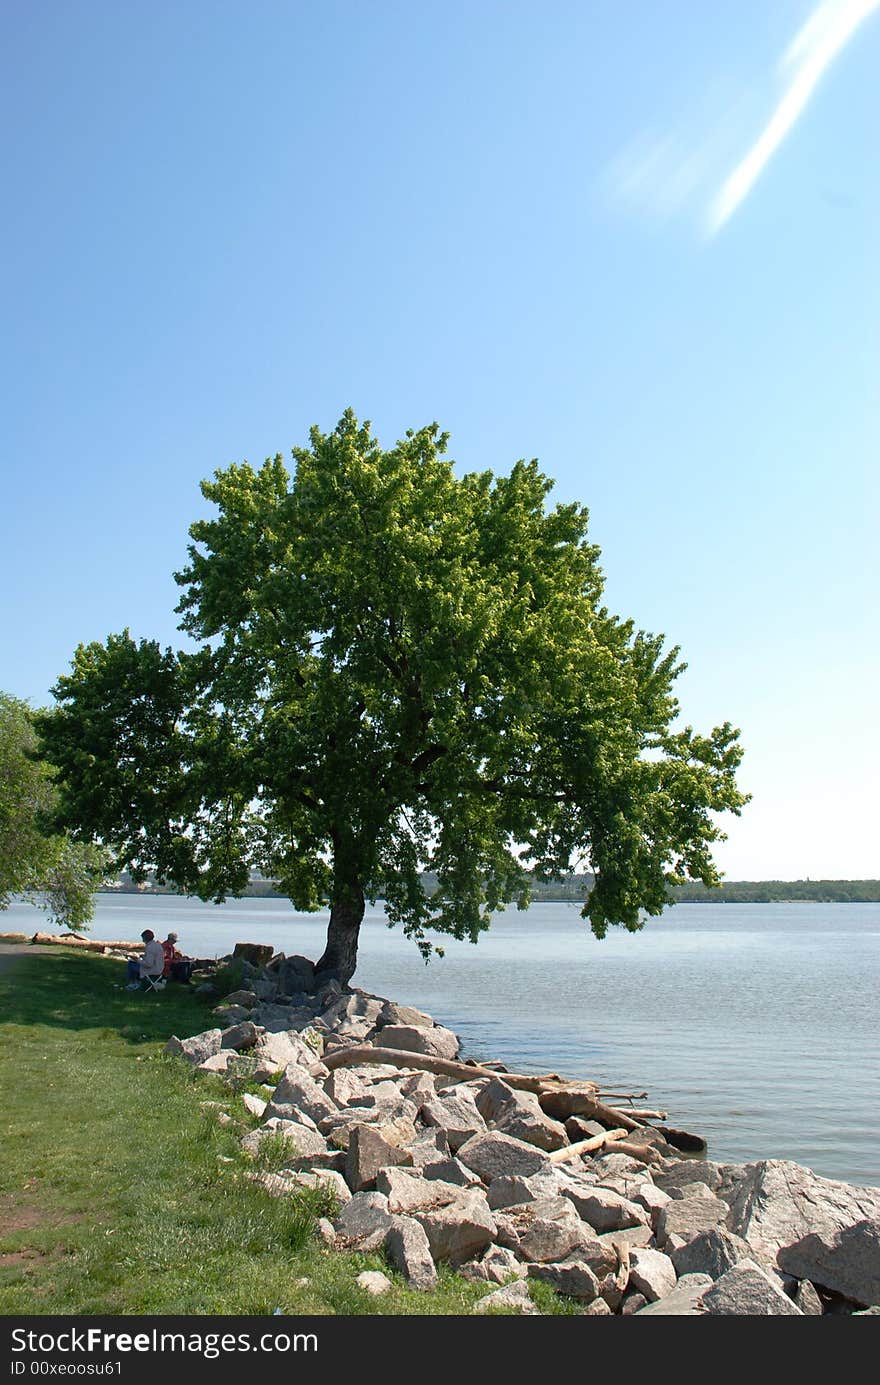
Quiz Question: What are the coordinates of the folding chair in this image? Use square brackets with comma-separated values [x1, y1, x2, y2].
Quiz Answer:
[142, 972, 167, 994]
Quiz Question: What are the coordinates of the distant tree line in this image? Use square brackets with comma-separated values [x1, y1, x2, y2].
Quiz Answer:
[105, 870, 880, 905]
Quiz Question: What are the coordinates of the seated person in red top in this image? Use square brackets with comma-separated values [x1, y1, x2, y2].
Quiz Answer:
[162, 932, 194, 983]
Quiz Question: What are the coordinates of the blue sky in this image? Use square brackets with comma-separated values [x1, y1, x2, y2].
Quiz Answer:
[2, 1, 877, 879]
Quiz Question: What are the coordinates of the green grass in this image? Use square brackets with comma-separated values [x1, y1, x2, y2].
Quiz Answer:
[0, 948, 561, 1315]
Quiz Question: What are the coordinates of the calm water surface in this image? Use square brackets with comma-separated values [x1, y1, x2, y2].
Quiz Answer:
[7, 894, 878, 1185]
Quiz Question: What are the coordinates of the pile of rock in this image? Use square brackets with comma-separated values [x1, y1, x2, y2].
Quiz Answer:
[164, 948, 880, 1316]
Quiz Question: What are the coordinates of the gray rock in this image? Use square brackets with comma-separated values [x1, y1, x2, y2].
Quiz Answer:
[563, 1185, 649, 1234]
[356, 1270, 392, 1296]
[165, 1029, 222, 1065]
[376, 1023, 460, 1060]
[701, 1260, 804, 1315]
[414, 1189, 497, 1265]
[252, 1029, 316, 1072]
[517, 1197, 595, 1264]
[473, 1280, 538, 1314]
[421, 1157, 482, 1188]
[374, 1167, 462, 1214]
[494, 1105, 569, 1153]
[212, 1005, 251, 1026]
[271, 1063, 338, 1125]
[220, 1020, 261, 1051]
[240, 1119, 326, 1160]
[195, 1051, 233, 1073]
[670, 1227, 754, 1281]
[345, 1123, 413, 1192]
[262, 1101, 318, 1128]
[384, 1215, 438, 1291]
[487, 1175, 541, 1210]
[656, 1190, 729, 1247]
[528, 1258, 601, 1303]
[628, 1247, 677, 1302]
[635, 1272, 713, 1315]
[408, 1127, 450, 1167]
[793, 1279, 824, 1315]
[725, 1159, 880, 1286]
[459, 1246, 526, 1285]
[323, 1068, 368, 1105]
[399, 1072, 437, 1103]
[778, 1218, 880, 1308]
[378, 1000, 435, 1030]
[334, 1191, 394, 1248]
[348, 1079, 405, 1107]
[242, 1092, 267, 1119]
[457, 1131, 549, 1182]
[621, 1292, 649, 1314]
[277, 954, 315, 994]
[420, 1091, 487, 1152]
[654, 1159, 723, 1194]
[286, 1169, 352, 1205]
[632, 1182, 672, 1230]
[225, 989, 259, 1008]
[564, 1117, 606, 1142]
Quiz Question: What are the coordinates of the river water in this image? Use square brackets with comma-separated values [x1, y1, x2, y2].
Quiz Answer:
[5, 894, 878, 1186]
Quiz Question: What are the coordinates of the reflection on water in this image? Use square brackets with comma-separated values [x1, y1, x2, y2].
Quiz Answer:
[5, 895, 878, 1185]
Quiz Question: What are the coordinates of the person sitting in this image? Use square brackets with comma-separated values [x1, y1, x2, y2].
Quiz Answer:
[125, 930, 166, 990]
[161, 931, 194, 984]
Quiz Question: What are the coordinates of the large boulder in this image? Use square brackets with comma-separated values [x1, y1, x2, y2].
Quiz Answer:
[670, 1227, 754, 1281]
[562, 1185, 650, 1234]
[344, 1124, 413, 1193]
[384, 1216, 438, 1290]
[473, 1281, 538, 1315]
[271, 1064, 338, 1125]
[253, 1029, 317, 1071]
[457, 1131, 549, 1182]
[376, 1024, 460, 1061]
[276, 954, 316, 993]
[334, 1192, 395, 1249]
[378, 1001, 435, 1030]
[240, 1119, 327, 1161]
[375, 1167, 464, 1215]
[635, 1273, 713, 1315]
[233, 943, 274, 967]
[627, 1247, 677, 1303]
[701, 1260, 804, 1315]
[656, 1190, 729, 1247]
[725, 1160, 880, 1303]
[515, 1197, 597, 1264]
[778, 1219, 880, 1308]
[165, 1029, 222, 1065]
[420, 1091, 487, 1152]
[413, 1189, 497, 1265]
[528, 1258, 602, 1303]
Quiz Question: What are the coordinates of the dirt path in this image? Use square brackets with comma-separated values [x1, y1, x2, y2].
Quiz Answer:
[0, 943, 40, 975]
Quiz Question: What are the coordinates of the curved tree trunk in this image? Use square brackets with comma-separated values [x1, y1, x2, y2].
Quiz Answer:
[315, 879, 365, 987]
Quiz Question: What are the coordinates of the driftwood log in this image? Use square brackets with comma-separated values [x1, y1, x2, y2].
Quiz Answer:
[314, 1044, 650, 1134]
[314, 1044, 598, 1097]
[31, 932, 144, 953]
[547, 1128, 629, 1163]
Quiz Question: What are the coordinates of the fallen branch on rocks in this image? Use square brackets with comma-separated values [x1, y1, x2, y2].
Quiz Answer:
[315, 1044, 599, 1098]
[547, 1128, 629, 1163]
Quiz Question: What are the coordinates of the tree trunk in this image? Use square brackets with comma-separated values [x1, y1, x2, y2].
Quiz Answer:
[315, 879, 365, 987]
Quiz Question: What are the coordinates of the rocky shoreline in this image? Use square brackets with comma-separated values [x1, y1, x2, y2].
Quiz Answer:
[157, 944, 880, 1315]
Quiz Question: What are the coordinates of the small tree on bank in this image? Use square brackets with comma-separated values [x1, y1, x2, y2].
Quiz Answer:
[0, 693, 107, 929]
[39, 411, 747, 984]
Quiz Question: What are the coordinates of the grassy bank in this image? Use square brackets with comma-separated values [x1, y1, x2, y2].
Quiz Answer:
[0, 947, 558, 1315]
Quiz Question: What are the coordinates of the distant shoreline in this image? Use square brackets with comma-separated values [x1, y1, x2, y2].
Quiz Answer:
[99, 878, 880, 905]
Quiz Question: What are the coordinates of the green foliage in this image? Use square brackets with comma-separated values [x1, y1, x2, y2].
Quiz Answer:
[38, 410, 747, 974]
[0, 693, 107, 929]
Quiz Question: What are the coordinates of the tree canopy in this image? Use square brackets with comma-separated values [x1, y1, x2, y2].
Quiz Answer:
[39, 411, 747, 983]
[0, 692, 107, 930]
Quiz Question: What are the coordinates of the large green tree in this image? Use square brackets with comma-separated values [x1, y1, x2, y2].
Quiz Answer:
[40, 411, 747, 983]
[0, 693, 107, 929]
